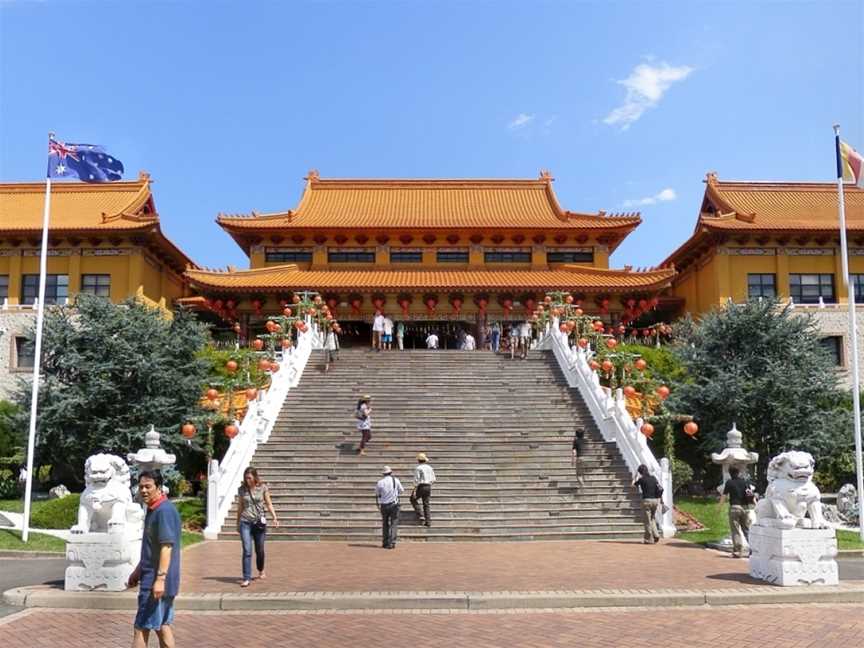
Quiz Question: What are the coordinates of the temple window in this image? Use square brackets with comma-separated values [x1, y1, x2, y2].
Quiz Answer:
[81, 274, 111, 297]
[484, 248, 532, 263]
[436, 248, 469, 263]
[851, 274, 864, 303]
[789, 273, 835, 304]
[547, 248, 594, 264]
[390, 248, 423, 263]
[22, 274, 68, 305]
[819, 336, 843, 366]
[747, 273, 776, 298]
[328, 248, 375, 263]
[14, 336, 34, 369]
[0, 275, 8, 301]
[265, 248, 313, 263]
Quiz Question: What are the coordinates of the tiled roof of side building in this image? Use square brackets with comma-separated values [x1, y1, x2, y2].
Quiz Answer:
[184, 264, 675, 293]
[216, 171, 642, 231]
[661, 173, 864, 269]
[0, 172, 159, 232]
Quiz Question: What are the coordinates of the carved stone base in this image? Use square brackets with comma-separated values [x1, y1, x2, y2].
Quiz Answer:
[748, 525, 838, 586]
[65, 528, 142, 592]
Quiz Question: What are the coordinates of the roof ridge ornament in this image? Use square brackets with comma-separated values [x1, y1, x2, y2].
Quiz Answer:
[306, 169, 320, 181]
[539, 169, 554, 182]
[705, 171, 719, 185]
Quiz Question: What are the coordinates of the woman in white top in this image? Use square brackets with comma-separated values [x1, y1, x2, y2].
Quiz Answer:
[324, 326, 339, 372]
[425, 332, 439, 349]
[356, 395, 372, 455]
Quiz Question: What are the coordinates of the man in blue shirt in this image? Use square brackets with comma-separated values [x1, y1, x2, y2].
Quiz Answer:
[127, 470, 181, 648]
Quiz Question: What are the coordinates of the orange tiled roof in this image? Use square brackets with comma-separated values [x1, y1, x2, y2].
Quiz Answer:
[0, 173, 159, 232]
[184, 264, 674, 293]
[217, 171, 641, 231]
[700, 174, 864, 232]
[662, 174, 864, 269]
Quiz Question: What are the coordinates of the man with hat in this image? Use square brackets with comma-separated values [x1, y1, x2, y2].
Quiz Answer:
[410, 453, 437, 526]
[375, 466, 404, 549]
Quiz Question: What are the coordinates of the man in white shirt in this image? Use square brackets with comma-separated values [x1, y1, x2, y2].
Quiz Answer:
[462, 333, 476, 351]
[372, 312, 385, 351]
[410, 453, 436, 526]
[382, 315, 394, 351]
[425, 331, 439, 349]
[375, 466, 404, 549]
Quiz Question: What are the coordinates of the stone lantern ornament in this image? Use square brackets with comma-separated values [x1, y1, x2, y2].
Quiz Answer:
[709, 423, 758, 553]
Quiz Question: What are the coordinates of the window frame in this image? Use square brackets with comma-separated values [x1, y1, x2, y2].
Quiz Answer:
[265, 248, 313, 263]
[789, 273, 835, 304]
[819, 336, 843, 366]
[546, 248, 594, 264]
[436, 248, 469, 264]
[851, 274, 864, 304]
[747, 273, 776, 299]
[21, 274, 69, 305]
[484, 248, 532, 264]
[80, 273, 112, 297]
[327, 248, 376, 263]
[389, 248, 423, 264]
[14, 336, 35, 370]
[0, 274, 8, 301]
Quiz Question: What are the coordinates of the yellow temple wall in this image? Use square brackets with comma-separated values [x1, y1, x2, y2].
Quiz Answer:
[0, 243, 184, 307]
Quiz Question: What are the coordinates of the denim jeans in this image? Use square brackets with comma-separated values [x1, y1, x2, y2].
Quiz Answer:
[239, 520, 266, 581]
[490, 331, 500, 352]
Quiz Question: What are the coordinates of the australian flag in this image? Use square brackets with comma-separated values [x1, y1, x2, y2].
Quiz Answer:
[47, 137, 124, 182]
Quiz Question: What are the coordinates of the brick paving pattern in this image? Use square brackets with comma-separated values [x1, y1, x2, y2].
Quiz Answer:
[1, 604, 862, 647]
[182, 539, 761, 592]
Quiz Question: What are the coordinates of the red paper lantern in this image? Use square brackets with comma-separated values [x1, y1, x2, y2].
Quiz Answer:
[226, 299, 236, 311]
[245, 388, 258, 401]
[225, 360, 238, 373]
[601, 359, 614, 373]
[638, 299, 648, 311]
[258, 358, 271, 371]
[269, 361, 280, 373]
[451, 298, 463, 313]
[213, 299, 224, 311]
[399, 299, 411, 316]
[206, 388, 219, 401]
[350, 299, 362, 314]
[292, 294, 301, 304]
[574, 307, 583, 316]
[477, 297, 488, 312]
[233, 323, 242, 334]
[640, 423, 655, 438]
[425, 297, 438, 313]
[564, 295, 574, 304]
[656, 385, 671, 400]
[626, 298, 636, 308]
[605, 338, 618, 349]
[224, 424, 239, 439]
[181, 423, 196, 439]
[282, 338, 292, 349]
[252, 339, 264, 351]
[589, 360, 601, 371]
[577, 337, 589, 348]
[251, 299, 262, 314]
[502, 298, 513, 313]
[623, 385, 636, 397]
[684, 422, 699, 437]
[634, 358, 647, 371]
[283, 307, 293, 317]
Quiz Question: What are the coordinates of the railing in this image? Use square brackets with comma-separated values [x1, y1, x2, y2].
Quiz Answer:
[538, 318, 675, 537]
[203, 322, 316, 539]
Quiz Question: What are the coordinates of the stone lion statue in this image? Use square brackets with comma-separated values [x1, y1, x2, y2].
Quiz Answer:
[755, 451, 828, 529]
[70, 453, 137, 534]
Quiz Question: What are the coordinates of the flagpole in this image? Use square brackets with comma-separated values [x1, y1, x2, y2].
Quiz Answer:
[21, 132, 54, 543]
[834, 124, 864, 542]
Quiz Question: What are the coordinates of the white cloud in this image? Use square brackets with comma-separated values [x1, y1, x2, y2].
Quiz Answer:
[603, 62, 694, 130]
[622, 188, 677, 208]
[508, 113, 534, 130]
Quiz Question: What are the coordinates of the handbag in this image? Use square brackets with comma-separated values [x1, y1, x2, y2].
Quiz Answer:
[247, 485, 267, 530]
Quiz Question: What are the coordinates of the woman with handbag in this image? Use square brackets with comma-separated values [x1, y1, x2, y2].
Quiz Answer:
[236, 467, 279, 587]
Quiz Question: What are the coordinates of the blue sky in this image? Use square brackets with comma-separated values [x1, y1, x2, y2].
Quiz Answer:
[1, 0, 862, 270]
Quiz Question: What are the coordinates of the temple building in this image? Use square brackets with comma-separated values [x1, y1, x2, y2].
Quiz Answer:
[183, 170, 676, 347]
[663, 172, 864, 379]
[0, 173, 196, 396]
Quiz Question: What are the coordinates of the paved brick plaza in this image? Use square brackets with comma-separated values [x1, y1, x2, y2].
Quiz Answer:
[182, 539, 758, 592]
[2, 604, 862, 647]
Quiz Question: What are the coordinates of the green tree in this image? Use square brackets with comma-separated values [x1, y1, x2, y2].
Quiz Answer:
[0, 400, 22, 458]
[2, 295, 210, 486]
[669, 298, 850, 489]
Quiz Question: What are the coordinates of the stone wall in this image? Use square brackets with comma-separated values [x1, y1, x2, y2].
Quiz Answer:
[0, 309, 35, 400]
[806, 306, 864, 390]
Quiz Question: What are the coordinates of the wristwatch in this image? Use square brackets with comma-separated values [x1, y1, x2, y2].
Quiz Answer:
[156, 571, 168, 577]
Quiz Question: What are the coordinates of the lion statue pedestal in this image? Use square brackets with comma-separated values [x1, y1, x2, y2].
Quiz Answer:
[65, 453, 144, 592]
[748, 451, 838, 586]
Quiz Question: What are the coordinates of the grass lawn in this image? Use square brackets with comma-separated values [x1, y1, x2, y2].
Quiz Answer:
[0, 529, 65, 553]
[2, 496, 206, 550]
[677, 496, 864, 551]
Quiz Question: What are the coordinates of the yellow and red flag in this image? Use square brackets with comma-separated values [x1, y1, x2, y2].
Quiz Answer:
[839, 139, 864, 188]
